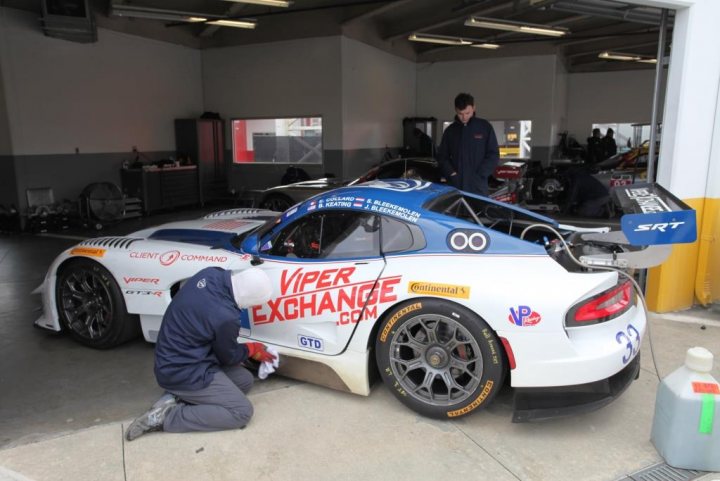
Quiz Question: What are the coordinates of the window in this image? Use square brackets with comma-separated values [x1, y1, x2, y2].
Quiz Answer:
[442, 120, 532, 159]
[232, 116, 322, 164]
[381, 217, 425, 253]
[261, 211, 380, 260]
[592, 123, 658, 152]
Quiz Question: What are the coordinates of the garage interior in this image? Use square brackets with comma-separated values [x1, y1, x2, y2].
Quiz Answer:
[0, 0, 719, 480]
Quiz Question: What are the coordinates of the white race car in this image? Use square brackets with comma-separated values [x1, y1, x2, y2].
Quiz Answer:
[34, 180, 696, 421]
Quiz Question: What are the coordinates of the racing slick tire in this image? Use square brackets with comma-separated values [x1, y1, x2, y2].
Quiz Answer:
[56, 258, 139, 349]
[375, 298, 506, 419]
[259, 194, 294, 212]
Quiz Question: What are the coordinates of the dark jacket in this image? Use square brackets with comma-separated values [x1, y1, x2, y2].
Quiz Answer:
[438, 116, 499, 195]
[154, 267, 251, 391]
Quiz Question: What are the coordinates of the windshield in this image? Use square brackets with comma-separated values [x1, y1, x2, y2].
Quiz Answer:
[230, 214, 282, 249]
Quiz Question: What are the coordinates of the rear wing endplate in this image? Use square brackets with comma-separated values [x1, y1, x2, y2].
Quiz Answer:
[577, 183, 696, 268]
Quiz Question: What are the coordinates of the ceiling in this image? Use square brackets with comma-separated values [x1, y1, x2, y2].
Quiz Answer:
[15, 0, 674, 72]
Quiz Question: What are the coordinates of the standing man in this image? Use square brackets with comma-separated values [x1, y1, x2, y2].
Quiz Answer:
[125, 266, 276, 441]
[438, 93, 500, 196]
[586, 128, 604, 164]
[601, 128, 618, 159]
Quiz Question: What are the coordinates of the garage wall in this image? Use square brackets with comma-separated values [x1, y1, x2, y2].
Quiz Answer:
[550, 56, 569, 157]
[0, 47, 16, 208]
[0, 7, 203, 210]
[340, 37, 416, 178]
[202, 37, 343, 190]
[566, 69, 659, 142]
[416, 55, 561, 162]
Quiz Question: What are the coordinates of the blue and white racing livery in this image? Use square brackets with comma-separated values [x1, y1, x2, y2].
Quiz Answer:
[34, 181, 696, 421]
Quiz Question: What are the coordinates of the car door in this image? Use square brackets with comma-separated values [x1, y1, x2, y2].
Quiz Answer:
[247, 210, 396, 355]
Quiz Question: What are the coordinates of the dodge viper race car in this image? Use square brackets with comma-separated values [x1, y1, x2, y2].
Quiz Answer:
[34, 181, 696, 421]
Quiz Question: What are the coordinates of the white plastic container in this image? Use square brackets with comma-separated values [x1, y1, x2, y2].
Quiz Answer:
[651, 346, 720, 471]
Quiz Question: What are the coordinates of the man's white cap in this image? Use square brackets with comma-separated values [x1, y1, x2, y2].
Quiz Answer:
[231, 268, 273, 308]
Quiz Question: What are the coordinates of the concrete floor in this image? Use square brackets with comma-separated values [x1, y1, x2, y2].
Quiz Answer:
[0, 207, 718, 481]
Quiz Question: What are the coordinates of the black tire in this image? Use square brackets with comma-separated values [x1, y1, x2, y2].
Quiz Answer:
[56, 258, 139, 349]
[260, 194, 294, 212]
[375, 298, 505, 419]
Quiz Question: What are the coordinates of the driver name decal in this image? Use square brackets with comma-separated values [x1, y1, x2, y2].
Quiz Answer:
[251, 267, 401, 326]
[312, 195, 421, 223]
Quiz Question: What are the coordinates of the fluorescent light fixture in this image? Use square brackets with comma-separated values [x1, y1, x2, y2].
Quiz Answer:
[408, 33, 471, 46]
[465, 16, 569, 37]
[470, 43, 500, 49]
[206, 19, 257, 29]
[111, 4, 212, 23]
[599, 51, 657, 64]
[222, 0, 291, 7]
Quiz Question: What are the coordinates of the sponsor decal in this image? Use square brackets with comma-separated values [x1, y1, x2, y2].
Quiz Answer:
[447, 230, 489, 253]
[408, 281, 470, 299]
[130, 250, 229, 266]
[250, 267, 401, 326]
[379, 302, 422, 342]
[610, 174, 633, 187]
[508, 306, 541, 326]
[160, 250, 180, 266]
[446, 380, 494, 418]
[284, 207, 298, 218]
[125, 289, 162, 297]
[123, 277, 160, 285]
[625, 187, 672, 213]
[70, 247, 106, 258]
[633, 221, 685, 232]
[298, 335, 324, 351]
[473, 133, 484, 140]
[197, 278, 207, 289]
[203, 219, 253, 230]
[307, 200, 317, 211]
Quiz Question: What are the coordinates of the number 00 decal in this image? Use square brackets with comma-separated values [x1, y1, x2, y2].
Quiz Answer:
[447, 229, 489, 253]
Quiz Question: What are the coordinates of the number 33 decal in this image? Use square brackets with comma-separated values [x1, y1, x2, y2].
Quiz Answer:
[616, 324, 640, 364]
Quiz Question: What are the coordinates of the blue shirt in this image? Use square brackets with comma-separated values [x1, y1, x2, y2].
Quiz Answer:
[438, 116, 500, 195]
[154, 267, 251, 391]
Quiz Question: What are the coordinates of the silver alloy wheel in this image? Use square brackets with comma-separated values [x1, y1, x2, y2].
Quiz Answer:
[58, 269, 113, 340]
[388, 314, 483, 406]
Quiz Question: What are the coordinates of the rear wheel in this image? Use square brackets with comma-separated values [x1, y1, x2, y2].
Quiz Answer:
[375, 298, 505, 419]
[56, 259, 139, 349]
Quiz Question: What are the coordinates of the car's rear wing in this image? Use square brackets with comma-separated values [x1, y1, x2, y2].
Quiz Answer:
[576, 183, 696, 268]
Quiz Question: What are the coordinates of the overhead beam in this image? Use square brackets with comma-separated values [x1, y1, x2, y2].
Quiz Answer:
[342, 0, 414, 25]
[548, 1, 671, 26]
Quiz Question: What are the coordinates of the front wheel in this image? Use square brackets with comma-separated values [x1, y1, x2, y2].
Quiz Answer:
[56, 259, 139, 349]
[375, 298, 505, 419]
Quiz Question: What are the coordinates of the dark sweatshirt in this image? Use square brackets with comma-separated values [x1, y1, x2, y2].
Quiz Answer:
[154, 267, 251, 391]
[438, 116, 500, 195]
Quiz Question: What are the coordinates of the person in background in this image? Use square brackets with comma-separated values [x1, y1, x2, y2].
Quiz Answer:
[125, 267, 276, 441]
[437, 93, 499, 196]
[586, 128, 604, 164]
[601, 128, 618, 159]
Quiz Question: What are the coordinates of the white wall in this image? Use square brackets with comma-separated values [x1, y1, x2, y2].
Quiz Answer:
[340, 37, 416, 150]
[549, 56, 568, 152]
[0, 8, 203, 156]
[202, 37, 343, 150]
[416, 55, 561, 159]
[566, 69, 658, 142]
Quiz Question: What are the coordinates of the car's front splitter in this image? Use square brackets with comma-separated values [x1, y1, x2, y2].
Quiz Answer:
[511, 353, 641, 423]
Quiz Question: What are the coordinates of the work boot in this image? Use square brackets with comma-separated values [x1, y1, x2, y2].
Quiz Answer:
[124, 394, 178, 441]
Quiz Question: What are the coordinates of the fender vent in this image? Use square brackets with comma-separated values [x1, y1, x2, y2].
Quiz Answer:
[615, 462, 705, 481]
[79, 237, 141, 249]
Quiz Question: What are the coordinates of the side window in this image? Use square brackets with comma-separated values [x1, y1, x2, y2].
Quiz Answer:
[381, 216, 420, 253]
[321, 211, 380, 259]
[260, 211, 380, 259]
[263, 212, 323, 258]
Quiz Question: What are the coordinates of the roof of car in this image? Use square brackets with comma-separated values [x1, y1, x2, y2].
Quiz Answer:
[285, 180, 455, 224]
